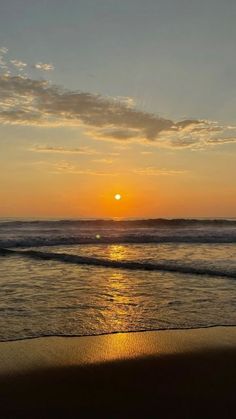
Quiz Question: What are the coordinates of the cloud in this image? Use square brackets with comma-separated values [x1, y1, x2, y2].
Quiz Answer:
[0, 47, 8, 54]
[112, 96, 135, 108]
[206, 136, 236, 145]
[0, 56, 7, 69]
[153, 120, 236, 150]
[0, 74, 236, 149]
[0, 49, 29, 77]
[92, 158, 113, 164]
[30, 145, 100, 155]
[50, 161, 117, 176]
[0, 75, 174, 136]
[32, 160, 185, 177]
[132, 167, 187, 176]
[10, 60, 27, 70]
[33, 62, 54, 71]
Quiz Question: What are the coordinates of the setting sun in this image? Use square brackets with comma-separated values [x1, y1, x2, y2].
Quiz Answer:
[1, 4, 236, 418]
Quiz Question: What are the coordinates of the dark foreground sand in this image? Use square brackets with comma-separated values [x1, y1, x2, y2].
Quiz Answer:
[0, 326, 236, 418]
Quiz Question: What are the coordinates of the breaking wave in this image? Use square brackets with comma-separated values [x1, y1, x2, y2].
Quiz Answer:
[1, 218, 236, 247]
[1, 218, 236, 227]
[1, 248, 236, 279]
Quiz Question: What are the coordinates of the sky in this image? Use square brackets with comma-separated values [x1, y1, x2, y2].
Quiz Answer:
[0, 0, 236, 218]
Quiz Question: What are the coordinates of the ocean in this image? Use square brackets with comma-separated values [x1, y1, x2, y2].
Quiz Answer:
[0, 218, 236, 341]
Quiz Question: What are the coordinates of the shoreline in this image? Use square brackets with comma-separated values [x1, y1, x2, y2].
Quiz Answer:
[1, 322, 236, 343]
[0, 326, 236, 418]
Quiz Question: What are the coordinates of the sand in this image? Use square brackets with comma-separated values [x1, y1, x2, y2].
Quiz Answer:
[0, 326, 236, 418]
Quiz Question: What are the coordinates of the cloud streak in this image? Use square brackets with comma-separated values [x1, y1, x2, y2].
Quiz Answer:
[132, 167, 187, 176]
[30, 145, 100, 155]
[0, 74, 236, 149]
[32, 160, 185, 177]
[49, 161, 117, 176]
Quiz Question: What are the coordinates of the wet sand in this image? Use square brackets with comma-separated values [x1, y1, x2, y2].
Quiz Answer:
[0, 326, 236, 418]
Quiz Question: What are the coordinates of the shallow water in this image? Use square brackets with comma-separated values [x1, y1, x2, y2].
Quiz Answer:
[0, 241, 236, 341]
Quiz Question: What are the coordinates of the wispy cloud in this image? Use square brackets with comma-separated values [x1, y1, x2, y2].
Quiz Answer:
[0, 48, 54, 78]
[0, 73, 236, 149]
[31, 160, 186, 177]
[132, 167, 187, 176]
[92, 158, 113, 164]
[155, 121, 235, 150]
[140, 151, 153, 155]
[33, 62, 54, 71]
[0, 47, 28, 77]
[30, 145, 100, 155]
[66, 166, 185, 176]
[50, 161, 117, 176]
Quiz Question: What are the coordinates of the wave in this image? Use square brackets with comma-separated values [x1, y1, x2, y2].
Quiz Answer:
[1, 248, 236, 279]
[1, 218, 236, 228]
[0, 234, 236, 248]
[1, 218, 235, 247]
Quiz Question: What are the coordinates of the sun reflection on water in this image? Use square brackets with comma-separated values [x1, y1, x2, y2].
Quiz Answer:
[109, 245, 127, 261]
[104, 270, 135, 330]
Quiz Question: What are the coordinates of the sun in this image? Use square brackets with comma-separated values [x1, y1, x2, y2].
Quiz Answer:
[114, 193, 122, 201]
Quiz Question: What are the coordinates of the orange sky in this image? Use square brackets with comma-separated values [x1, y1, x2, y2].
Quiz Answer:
[1, 3, 236, 219]
[1, 153, 235, 218]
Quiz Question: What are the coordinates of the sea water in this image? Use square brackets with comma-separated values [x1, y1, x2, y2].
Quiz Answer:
[0, 218, 236, 341]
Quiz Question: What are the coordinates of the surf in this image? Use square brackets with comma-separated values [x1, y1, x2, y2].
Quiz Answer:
[1, 248, 235, 279]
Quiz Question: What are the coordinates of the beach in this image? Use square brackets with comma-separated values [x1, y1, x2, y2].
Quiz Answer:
[0, 326, 236, 418]
[1, 220, 236, 417]
[1, 0, 236, 417]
